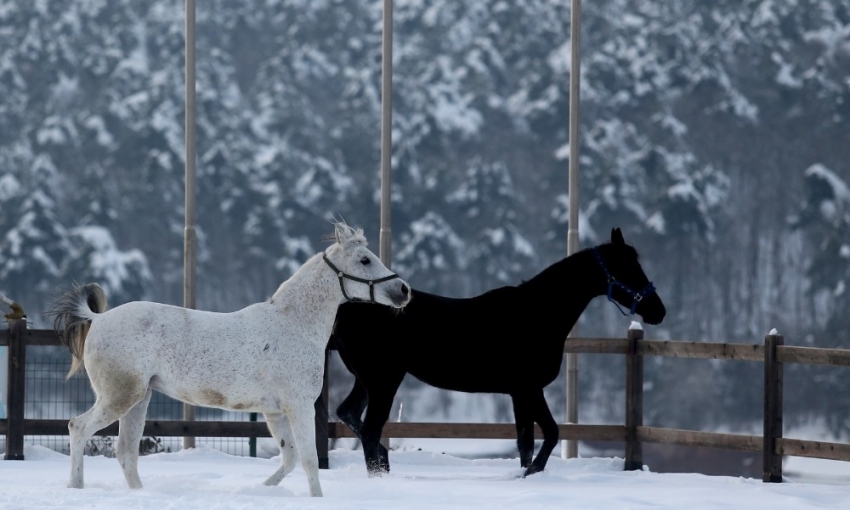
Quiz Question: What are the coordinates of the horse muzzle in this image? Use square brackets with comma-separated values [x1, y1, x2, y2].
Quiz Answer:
[389, 282, 412, 308]
[640, 299, 666, 325]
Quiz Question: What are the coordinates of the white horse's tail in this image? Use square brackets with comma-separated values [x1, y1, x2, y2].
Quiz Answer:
[46, 282, 108, 379]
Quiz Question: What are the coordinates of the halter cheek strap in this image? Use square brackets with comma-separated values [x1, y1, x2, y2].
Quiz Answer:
[322, 254, 400, 303]
[592, 248, 657, 317]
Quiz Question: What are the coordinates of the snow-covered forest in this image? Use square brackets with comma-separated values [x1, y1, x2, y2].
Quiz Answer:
[1, 1, 848, 438]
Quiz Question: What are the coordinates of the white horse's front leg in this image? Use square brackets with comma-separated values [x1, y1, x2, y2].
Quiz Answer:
[286, 402, 323, 497]
[262, 412, 298, 487]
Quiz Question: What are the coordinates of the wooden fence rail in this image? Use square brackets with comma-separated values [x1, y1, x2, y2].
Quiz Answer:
[4, 318, 850, 482]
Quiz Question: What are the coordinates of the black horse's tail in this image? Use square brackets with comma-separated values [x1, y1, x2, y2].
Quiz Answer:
[46, 282, 107, 379]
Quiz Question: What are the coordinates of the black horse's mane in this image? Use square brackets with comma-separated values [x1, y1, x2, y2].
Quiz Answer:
[513, 240, 642, 298]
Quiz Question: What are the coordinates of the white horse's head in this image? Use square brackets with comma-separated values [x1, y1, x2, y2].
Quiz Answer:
[323, 222, 411, 308]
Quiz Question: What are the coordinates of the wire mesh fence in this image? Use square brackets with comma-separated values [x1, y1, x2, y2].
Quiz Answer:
[3, 346, 260, 458]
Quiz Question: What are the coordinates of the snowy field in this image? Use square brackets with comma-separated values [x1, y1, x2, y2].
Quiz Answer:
[1, 443, 848, 510]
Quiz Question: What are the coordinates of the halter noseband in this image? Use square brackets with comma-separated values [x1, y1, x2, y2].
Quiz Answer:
[323, 254, 401, 303]
[592, 247, 657, 317]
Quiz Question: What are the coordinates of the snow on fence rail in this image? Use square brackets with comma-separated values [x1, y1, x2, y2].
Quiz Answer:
[3, 318, 850, 482]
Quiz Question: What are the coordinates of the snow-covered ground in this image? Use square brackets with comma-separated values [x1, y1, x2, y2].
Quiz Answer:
[1, 442, 848, 510]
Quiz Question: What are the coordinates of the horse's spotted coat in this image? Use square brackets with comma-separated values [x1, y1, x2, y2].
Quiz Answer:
[48, 222, 411, 497]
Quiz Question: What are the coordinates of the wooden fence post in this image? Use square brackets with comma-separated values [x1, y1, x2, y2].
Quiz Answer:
[624, 326, 644, 471]
[5, 318, 26, 460]
[314, 348, 330, 469]
[763, 332, 784, 482]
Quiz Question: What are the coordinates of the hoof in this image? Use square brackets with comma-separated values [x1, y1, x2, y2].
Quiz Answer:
[263, 475, 283, 487]
[522, 465, 544, 478]
[366, 464, 389, 478]
[367, 467, 389, 478]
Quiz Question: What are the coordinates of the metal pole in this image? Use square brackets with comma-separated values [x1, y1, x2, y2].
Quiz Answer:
[563, 0, 582, 460]
[378, 0, 393, 451]
[183, 0, 197, 450]
[379, 0, 394, 268]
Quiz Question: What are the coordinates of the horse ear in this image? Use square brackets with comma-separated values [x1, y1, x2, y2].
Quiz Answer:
[611, 228, 625, 245]
[334, 222, 346, 245]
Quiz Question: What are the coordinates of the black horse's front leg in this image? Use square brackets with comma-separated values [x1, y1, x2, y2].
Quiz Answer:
[359, 377, 402, 476]
[360, 412, 391, 476]
[523, 390, 559, 477]
[511, 393, 535, 469]
[361, 435, 390, 476]
[336, 379, 368, 439]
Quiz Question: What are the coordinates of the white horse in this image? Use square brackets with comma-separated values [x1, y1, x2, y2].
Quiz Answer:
[46, 222, 411, 497]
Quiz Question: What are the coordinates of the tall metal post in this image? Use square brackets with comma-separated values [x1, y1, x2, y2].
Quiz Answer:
[378, 0, 394, 451]
[182, 0, 197, 450]
[379, 0, 394, 268]
[563, 0, 582, 460]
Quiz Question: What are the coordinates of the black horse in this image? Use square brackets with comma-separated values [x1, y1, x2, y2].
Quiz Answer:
[331, 228, 666, 477]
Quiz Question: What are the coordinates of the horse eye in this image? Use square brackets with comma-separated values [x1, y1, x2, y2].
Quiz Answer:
[360, 256, 371, 265]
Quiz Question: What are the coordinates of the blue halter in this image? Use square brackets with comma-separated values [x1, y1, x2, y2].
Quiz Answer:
[592, 247, 657, 317]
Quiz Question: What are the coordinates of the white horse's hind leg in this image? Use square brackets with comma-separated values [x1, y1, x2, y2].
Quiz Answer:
[262, 412, 298, 487]
[68, 372, 148, 489]
[117, 388, 153, 489]
[68, 400, 125, 488]
[285, 404, 323, 497]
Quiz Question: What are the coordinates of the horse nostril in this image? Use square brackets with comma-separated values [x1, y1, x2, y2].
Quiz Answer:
[401, 284, 410, 296]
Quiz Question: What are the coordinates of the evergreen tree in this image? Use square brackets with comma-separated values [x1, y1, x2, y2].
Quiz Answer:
[447, 157, 537, 294]
[0, 160, 71, 324]
[61, 225, 153, 306]
[789, 163, 850, 436]
[393, 212, 468, 294]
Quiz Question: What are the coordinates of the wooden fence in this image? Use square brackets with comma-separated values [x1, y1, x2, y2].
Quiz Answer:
[3, 318, 850, 482]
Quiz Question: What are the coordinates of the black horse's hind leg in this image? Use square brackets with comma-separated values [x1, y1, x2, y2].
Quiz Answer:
[524, 389, 559, 477]
[511, 393, 535, 469]
[336, 378, 368, 439]
[360, 371, 405, 476]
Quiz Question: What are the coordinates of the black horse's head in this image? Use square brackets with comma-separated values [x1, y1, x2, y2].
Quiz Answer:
[594, 228, 666, 325]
